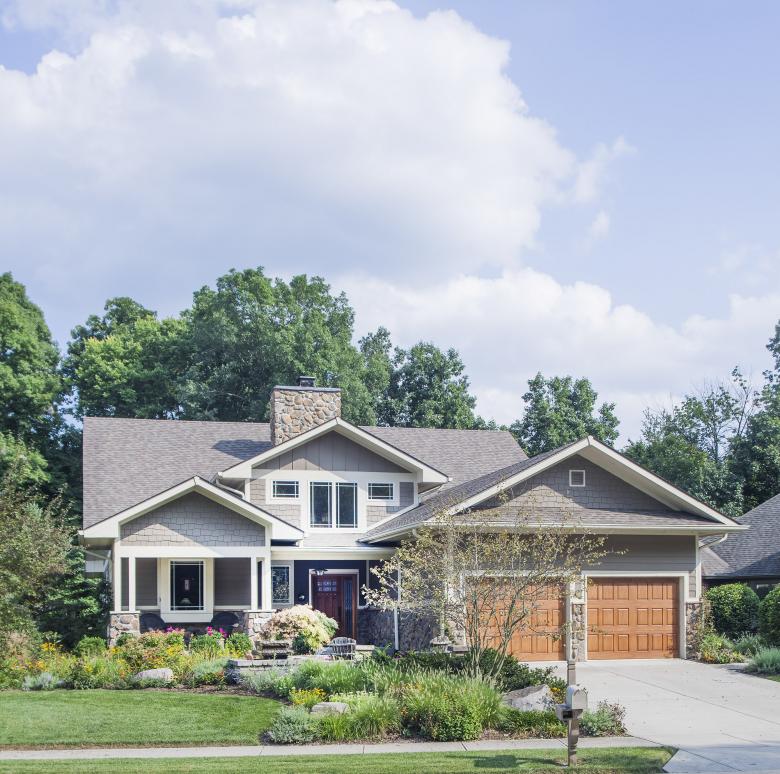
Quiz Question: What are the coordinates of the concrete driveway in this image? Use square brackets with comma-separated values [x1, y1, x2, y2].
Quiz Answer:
[547, 659, 780, 771]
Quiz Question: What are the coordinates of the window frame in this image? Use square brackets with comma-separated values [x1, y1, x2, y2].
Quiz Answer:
[336, 482, 358, 528]
[272, 480, 300, 499]
[271, 564, 292, 605]
[309, 481, 333, 528]
[569, 469, 586, 487]
[367, 482, 394, 501]
[169, 560, 205, 612]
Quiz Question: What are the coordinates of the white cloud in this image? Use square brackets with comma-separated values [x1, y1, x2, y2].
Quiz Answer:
[340, 268, 779, 439]
[587, 209, 610, 241]
[573, 136, 634, 203]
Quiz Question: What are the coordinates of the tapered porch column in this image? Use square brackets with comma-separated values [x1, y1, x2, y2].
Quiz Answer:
[262, 557, 273, 612]
[127, 555, 137, 611]
[112, 540, 122, 611]
[250, 556, 259, 611]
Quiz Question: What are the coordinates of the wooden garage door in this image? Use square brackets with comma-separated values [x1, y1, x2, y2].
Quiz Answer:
[587, 578, 678, 659]
[484, 584, 565, 661]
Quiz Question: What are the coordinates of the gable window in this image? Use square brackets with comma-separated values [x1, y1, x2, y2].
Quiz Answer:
[368, 483, 394, 501]
[271, 565, 291, 605]
[569, 470, 586, 487]
[310, 482, 332, 527]
[170, 561, 204, 611]
[273, 480, 299, 498]
[336, 482, 358, 528]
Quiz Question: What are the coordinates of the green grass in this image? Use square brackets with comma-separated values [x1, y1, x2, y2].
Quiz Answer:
[0, 690, 281, 748]
[0, 748, 674, 774]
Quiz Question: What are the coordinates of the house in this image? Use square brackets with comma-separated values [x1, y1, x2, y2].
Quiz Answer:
[79, 377, 745, 660]
[702, 492, 780, 596]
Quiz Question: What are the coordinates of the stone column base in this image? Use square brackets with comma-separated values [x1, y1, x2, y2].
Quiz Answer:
[243, 610, 273, 641]
[108, 611, 140, 646]
[570, 602, 587, 662]
[685, 602, 702, 659]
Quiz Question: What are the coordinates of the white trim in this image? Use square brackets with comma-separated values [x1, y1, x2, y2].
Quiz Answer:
[250, 556, 259, 611]
[218, 418, 449, 483]
[159, 557, 214, 621]
[569, 469, 586, 487]
[127, 556, 137, 612]
[113, 539, 121, 611]
[308, 568, 359, 609]
[117, 545, 272, 559]
[271, 548, 394, 561]
[368, 482, 395, 502]
[81, 476, 303, 541]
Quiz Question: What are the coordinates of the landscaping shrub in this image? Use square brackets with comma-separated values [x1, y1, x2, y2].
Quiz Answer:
[190, 628, 226, 657]
[496, 707, 565, 738]
[290, 687, 326, 710]
[580, 701, 627, 737]
[265, 707, 320, 744]
[71, 656, 129, 689]
[733, 633, 768, 657]
[759, 587, 780, 645]
[706, 584, 760, 638]
[697, 632, 741, 664]
[225, 632, 253, 657]
[259, 605, 337, 654]
[74, 636, 107, 659]
[187, 658, 228, 686]
[290, 659, 370, 697]
[329, 693, 401, 739]
[240, 667, 292, 697]
[22, 672, 63, 691]
[745, 647, 780, 675]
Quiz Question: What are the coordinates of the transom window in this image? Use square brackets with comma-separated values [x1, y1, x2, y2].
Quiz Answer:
[273, 480, 299, 498]
[309, 481, 358, 529]
[170, 561, 204, 611]
[569, 469, 586, 487]
[271, 566, 291, 605]
[368, 482, 394, 500]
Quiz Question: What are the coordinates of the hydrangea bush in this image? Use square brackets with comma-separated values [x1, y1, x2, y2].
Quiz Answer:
[259, 605, 337, 653]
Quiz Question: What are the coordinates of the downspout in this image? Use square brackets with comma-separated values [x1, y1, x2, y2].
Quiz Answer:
[213, 474, 247, 499]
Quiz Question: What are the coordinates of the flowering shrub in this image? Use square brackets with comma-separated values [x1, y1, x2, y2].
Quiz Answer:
[290, 687, 326, 709]
[117, 630, 187, 672]
[259, 605, 337, 654]
[190, 628, 226, 657]
[225, 632, 253, 657]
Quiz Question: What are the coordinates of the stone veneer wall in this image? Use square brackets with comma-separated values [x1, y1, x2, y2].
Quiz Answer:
[243, 610, 274, 641]
[109, 612, 140, 646]
[357, 608, 438, 651]
[270, 386, 341, 445]
[685, 601, 702, 659]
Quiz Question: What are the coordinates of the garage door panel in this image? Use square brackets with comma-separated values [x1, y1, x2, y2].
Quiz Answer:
[588, 578, 678, 660]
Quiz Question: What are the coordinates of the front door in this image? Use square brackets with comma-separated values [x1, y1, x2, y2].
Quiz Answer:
[312, 574, 357, 638]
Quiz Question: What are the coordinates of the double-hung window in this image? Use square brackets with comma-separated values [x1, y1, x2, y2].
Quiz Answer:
[309, 481, 358, 528]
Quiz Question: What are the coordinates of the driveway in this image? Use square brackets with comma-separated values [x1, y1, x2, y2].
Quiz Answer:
[547, 659, 780, 771]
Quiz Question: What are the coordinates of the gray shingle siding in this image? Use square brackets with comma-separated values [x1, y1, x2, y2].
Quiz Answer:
[593, 535, 696, 577]
[120, 493, 266, 547]
[248, 479, 302, 528]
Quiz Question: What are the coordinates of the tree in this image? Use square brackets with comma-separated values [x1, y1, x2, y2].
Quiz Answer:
[179, 269, 376, 424]
[379, 342, 477, 428]
[0, 273, 62, 441]
[626, 369, 755, 514]
[365, 492, 607, 679]
[0, 461, 72, 637]
[65, 297, 186, 419]
[510, 373, 619, 456]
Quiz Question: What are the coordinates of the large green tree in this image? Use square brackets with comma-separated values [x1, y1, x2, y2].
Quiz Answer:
[65, 297, 186, 419]
[0, 273, 62, 441]
[510, 373, 619, 456]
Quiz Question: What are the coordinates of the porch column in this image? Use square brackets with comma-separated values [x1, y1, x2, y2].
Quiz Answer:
[127, 555, 137, 611]
[262, 556, 273, 611]
[250, 556, 259, 610]
[112, 541, 122, 611]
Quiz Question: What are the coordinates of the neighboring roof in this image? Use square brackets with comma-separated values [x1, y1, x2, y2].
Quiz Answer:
[83, 416, 525, 528]
[363, 436, 743, 542]
[705, 492, 780, 578]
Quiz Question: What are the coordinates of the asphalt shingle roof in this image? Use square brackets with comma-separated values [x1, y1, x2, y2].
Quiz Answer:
[704, 492, 780, 578]
[82, 417, 527, 528]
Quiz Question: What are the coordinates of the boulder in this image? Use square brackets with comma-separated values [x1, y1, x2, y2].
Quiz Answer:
[311, 701, 349, 716]
[133, 668, 174, 683]
[502, 684, 553, 712]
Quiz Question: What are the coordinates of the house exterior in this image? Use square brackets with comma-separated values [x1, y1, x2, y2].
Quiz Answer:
[702, 492, 780, 596]
[80, 377, 745, 660]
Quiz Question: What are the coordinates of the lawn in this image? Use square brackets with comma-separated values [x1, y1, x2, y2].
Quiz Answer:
[0, 748, 674, 774]
[0, 690, 281, 748]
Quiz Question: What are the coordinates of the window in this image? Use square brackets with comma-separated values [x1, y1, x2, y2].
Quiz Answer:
[271, 566, 291, 605]
[569, 470, 586, 487]
[310, 482, 332, 527]
[170, 561, 204, 611]
[336, 482, 357, 528]
[368, 482, 394, 500]
[273, 480, 299, 498]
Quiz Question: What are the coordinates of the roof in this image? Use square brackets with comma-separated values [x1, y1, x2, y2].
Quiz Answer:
[83, 417, 526, 528]
[704, 492, 780, 578]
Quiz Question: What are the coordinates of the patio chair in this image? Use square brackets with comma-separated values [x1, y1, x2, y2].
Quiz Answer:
[330, 636, 356, 660]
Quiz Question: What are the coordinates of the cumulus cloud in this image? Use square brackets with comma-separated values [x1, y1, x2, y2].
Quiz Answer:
[586, 209, 610, 242]
[340, 269, 779, 438]
[573, 137, 634, 203]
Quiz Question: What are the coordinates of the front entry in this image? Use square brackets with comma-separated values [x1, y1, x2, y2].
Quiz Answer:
[312, 573, 357, 639]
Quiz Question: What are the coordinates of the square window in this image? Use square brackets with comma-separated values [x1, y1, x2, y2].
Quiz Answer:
[271, 566, 291, 605]
[368, 483, 394, 500]
[273, 480, 299, 498]
[310, 482, 332, 527]
[569, 470, 586, 487]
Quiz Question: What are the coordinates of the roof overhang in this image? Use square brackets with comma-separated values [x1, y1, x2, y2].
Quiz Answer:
[79, 476, 304, 542]
[218, 417, 449, 484]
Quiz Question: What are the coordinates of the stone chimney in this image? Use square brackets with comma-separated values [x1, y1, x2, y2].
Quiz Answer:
[270, 376, 342, 445]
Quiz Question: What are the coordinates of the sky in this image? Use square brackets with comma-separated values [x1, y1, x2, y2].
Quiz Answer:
[1, 0, 779, 441]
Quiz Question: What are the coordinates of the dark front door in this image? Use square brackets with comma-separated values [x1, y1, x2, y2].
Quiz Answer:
[312, 574, 356, 638]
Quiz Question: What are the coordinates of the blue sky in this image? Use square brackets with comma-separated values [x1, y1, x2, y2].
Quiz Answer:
[1, 0, 778, 439]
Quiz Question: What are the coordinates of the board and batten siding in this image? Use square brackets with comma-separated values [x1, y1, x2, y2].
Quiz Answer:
[588, 535, 698, 598]
[254, 433, 406, 473]
[249, 478, 302, 528]
[120, 492, 266, 547]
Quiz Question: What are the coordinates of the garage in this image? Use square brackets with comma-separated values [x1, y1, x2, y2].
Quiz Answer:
[498, 584, 566, 662]
[587, 577, 679, 659]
